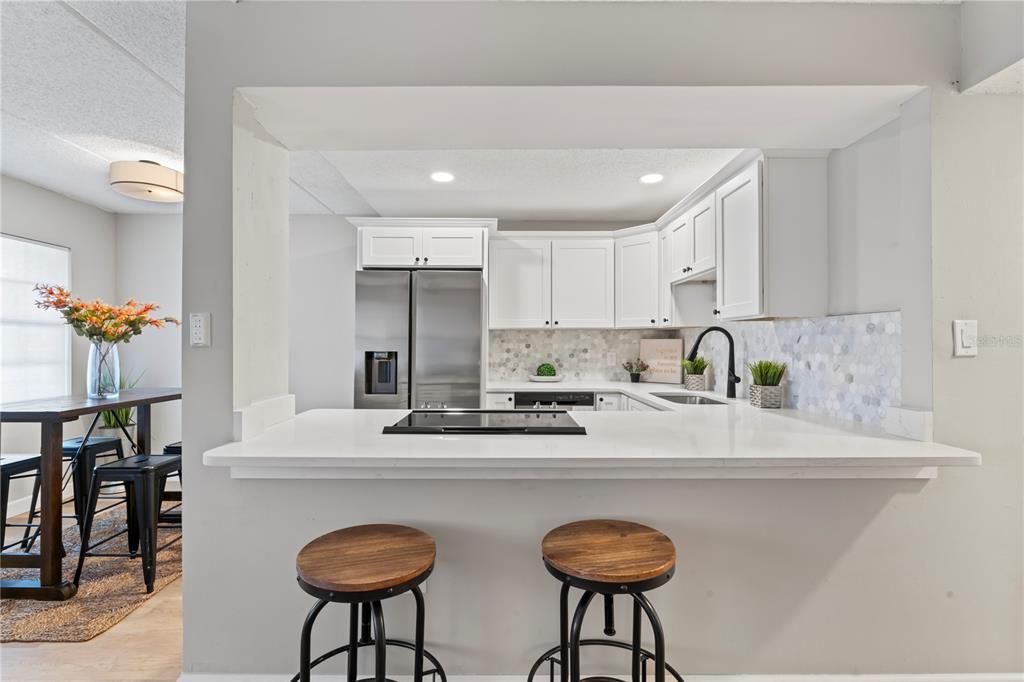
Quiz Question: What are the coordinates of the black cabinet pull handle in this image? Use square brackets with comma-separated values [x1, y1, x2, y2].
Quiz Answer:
[663, 318, 669, 322]
[713, 308, 720, 315]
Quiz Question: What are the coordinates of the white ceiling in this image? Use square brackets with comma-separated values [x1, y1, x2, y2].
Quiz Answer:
[292, 148, 742, 221]
[0, 1, 934, 221]
[0, 1, 185, 214]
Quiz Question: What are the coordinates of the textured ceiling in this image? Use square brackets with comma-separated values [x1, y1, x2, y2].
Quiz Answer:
[0, 1, 185, 214]
[295, 148, 742, 221]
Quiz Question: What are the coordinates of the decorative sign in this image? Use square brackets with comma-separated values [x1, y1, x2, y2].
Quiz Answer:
[639, 338, 683, 384]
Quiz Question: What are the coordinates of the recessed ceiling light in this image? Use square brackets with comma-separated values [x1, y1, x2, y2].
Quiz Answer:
[639, 173, 664, 185]
[109, 160, 184, 202]
[430, 171, 455, 183]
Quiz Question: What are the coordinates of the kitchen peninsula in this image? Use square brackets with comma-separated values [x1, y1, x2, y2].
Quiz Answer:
[203, 385, 979, 481]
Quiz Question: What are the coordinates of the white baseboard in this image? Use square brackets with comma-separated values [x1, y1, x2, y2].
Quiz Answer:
[180, 673, 1024, 682]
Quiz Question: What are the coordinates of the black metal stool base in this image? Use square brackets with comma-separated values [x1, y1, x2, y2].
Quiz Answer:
[289, 638, 446, 682]
[527, 640, 685, 682]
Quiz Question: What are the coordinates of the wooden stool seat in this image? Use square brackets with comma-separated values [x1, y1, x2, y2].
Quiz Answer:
[542, 519, 675, 586]
[296, 524, 435, 596]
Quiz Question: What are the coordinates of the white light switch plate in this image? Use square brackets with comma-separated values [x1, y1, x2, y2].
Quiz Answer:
[189, 313, 211, 348]
[952, 320, 977, 357]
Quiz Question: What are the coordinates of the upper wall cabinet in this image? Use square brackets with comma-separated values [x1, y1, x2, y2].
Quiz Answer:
[360, 228, 422, 268]
[615, 232, 659, 328]
[714, 157, 827, 320]
[489, 239, 552, 328]
[354, 219, 491, 269]
[666, 195, 716, 283]
[489, 238, 615, 329]
[551, 239, 615, 328]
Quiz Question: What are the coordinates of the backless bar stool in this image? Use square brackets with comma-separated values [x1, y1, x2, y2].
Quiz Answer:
[292, 524, 447, 682]
[527, 520, 685, 682]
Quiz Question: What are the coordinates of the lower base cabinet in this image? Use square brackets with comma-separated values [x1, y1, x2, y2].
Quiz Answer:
[626, 397, 658, 412]
[486, 393, 514, 409]
[596, 393, 622, 411]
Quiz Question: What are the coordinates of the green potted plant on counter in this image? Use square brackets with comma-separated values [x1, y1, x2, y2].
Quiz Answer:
[682, 356, 710, 391]
[530, 362, 562, 382]
[748, 360, 786, 408]
[622, 358, 649, 383]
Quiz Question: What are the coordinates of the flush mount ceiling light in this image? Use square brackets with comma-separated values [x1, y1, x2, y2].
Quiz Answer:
[109, 160, 184, 203]
[639, 173, 665, 185]
[430, 171, 455, 183]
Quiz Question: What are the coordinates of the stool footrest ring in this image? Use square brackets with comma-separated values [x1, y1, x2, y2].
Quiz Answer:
[526, 639, 685, 682]
[290, 638, 447, 682]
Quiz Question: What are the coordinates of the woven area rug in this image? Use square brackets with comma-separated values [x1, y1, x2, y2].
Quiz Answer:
[1, 507, 182, 642]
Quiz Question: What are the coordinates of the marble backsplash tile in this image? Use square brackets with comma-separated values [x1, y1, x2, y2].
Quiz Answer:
[685, 311, 901, 424]
[488, 329, 679, 382]
[488, 311, 901, 425]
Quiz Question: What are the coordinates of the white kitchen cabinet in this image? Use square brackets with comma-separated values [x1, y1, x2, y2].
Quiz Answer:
[360, 228, 422, 267]
[666, 214, 692, 282]
[626, 397, 659, 412]
[658, 230, 675, 327]
[615, 232, 659, 328]
[596, 393, 622, 411]
[689, 195, 716, 277]
[551, 240, 614, 328]
[421, 228, 484, 267]
[714, 157, 827, 320]
[488, 239, 552, 328]
[486, 392, 515, 409]
[359, 225, 485, 268]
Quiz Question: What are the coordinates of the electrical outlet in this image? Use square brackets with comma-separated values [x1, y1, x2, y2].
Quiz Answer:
[189, 313, 211, 348]
[606, 352, 617, 366]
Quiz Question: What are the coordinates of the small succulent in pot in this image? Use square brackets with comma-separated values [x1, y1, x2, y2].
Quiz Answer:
[622, 358, 650, 383]
[682, 356, 710, 391]
[536, 362, 557, 377]
[747, 360, 786, 408]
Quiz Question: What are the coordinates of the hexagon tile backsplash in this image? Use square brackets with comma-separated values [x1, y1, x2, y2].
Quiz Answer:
[488, 311, 902, 425]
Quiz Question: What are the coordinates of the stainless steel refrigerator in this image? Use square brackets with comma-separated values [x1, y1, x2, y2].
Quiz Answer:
[354, 270, 483, 409]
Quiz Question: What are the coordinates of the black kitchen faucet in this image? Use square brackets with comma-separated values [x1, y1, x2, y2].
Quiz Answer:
[687, 326, 741, 399]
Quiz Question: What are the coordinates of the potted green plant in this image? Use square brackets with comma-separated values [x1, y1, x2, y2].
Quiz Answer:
[682, 356, 710, 391]
[747, 360, 786, 408]
[530, 362, 562, 383]
[98, 372, 143, 443]
[622, 358, 649, 383]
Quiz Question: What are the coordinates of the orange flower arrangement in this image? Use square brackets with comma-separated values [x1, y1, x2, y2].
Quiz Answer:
[34, 285, 180, 344]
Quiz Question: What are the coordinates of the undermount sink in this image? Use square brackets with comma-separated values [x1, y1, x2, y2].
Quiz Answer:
[651, 393, 726, 406]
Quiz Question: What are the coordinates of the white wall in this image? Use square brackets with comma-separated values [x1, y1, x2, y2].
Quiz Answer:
[288, 216, 356, 412]
[115, 214, 183, 451]
[960, 1, 1024, 91]
[181, 2, 1024, 676]
[826, 91, 933, 411]
[232, 94, 292, 433]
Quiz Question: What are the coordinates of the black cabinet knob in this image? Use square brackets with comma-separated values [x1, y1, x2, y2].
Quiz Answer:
[507, 396, 512, 402]
[713, 308, 720, 315]
[599, 397, 604, 402]
[554, 320, 559, 325]
[650, 319, 656, 324]
[423, 257, 429, 264]
[414, 257, 420, 263]
[544, 320, 550, 325]
[663, 318, 669, 322]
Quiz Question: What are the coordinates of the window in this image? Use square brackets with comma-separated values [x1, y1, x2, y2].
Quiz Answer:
[1, 234, 71, 403]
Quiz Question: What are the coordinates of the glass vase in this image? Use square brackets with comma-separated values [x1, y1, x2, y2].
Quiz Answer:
[87, 340, 120, 399]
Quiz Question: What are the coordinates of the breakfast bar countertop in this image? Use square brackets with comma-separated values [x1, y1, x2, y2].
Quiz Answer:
[203, 386, 980, 481]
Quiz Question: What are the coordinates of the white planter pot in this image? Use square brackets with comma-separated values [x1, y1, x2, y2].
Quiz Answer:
[683, 371, 710, 391]
[749, 384, 783, 409]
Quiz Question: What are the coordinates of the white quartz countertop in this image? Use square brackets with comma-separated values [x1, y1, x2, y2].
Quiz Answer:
[204, 383, 980, 480]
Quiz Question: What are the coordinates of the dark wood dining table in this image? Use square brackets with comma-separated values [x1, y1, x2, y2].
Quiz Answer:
[0, 387, 181, 600]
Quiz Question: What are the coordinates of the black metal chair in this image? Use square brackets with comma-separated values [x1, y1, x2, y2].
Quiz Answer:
[527, 520, 685, 682]
[61, 435, 125, 527]
[293, 524, 447, 682]
[1, 454, 43, 552]
[74, 454, 182, 593]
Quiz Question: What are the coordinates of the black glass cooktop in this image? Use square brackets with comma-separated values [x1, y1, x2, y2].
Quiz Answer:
[383, 410, 586, 435]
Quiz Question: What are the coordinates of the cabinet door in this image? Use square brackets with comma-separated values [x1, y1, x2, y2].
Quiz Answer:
[360, 228, 422, 267]
[658, 231, 674, 327]
[485, 392, 515, 409]
[615, 233, 659, 328]
[689, 196, 716, 277]
[627, 397, 658, 412]
[421, 228, 484, 267]
[551, 240, 614, 328]
[488, 239, 552, 328]
[716, 162, 763, 319]
[666, 215, 693, 282]
[596, 393, 621, 411]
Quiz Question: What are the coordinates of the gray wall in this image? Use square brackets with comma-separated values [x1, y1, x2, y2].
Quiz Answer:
[182, 1, 1021, 676]
[115, 214, 183, 451]
[960, 1, 1024, 91]
[288, 215, 357, 412]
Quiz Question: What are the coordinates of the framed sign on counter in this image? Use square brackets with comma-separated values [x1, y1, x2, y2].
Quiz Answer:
[639, 338, 683, 384]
